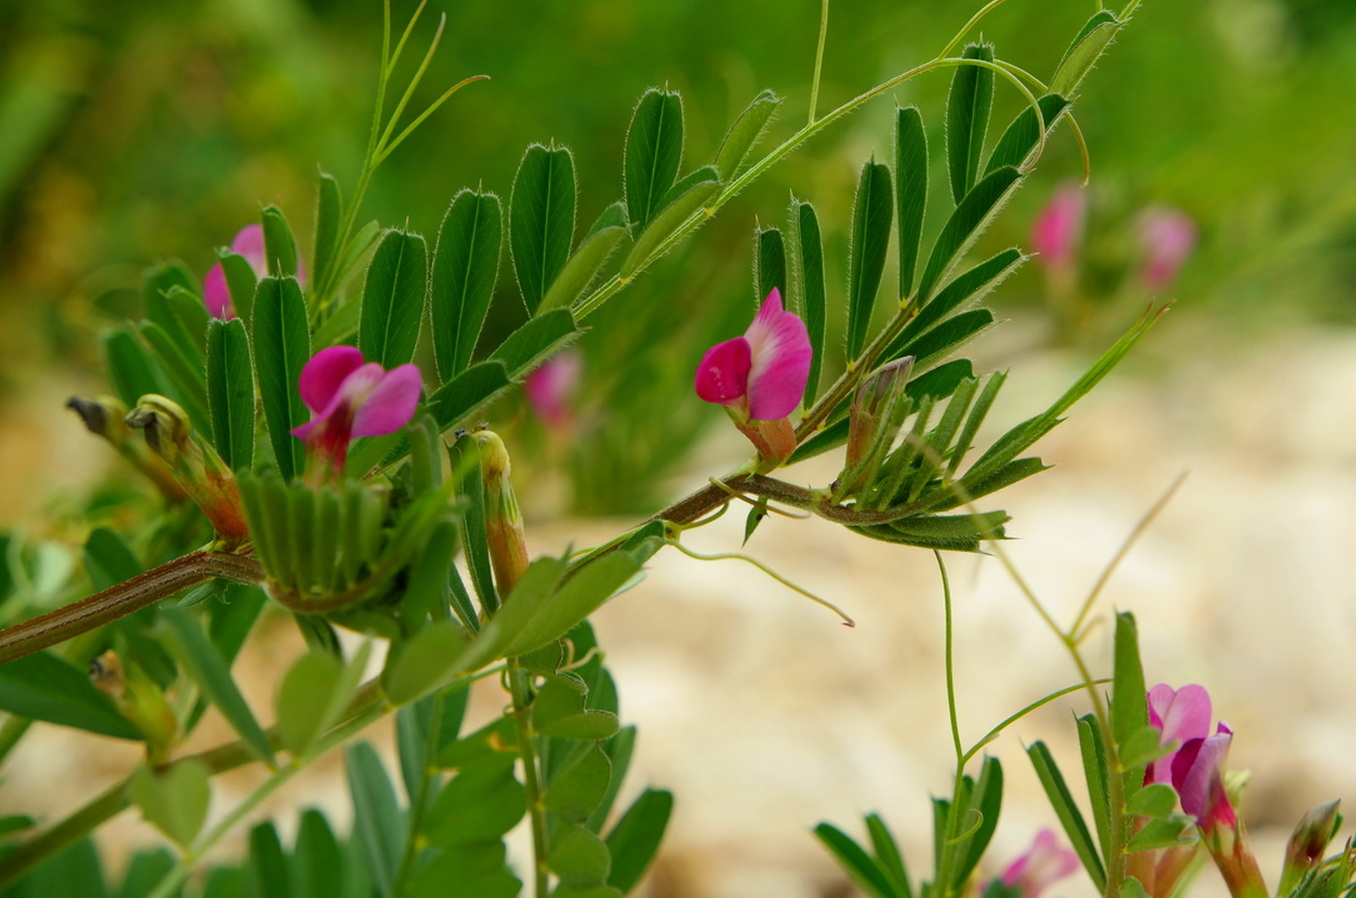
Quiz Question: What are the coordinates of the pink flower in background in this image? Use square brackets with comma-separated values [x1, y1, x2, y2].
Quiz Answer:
[694, 288, 811, 422]
[202, 222, 308, 318]
[999, 829, 1080, 898]
[291, 346, 422, 480]
[1030, 183, 1085, 272]
[1137, 207, 1196, 289]
[525, 349, 582, 431]
[203, 224, 267, 319]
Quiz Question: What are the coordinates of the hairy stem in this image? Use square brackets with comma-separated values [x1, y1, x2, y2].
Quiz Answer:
[507, 658, 550, 898]
[0, 552, 266, 665]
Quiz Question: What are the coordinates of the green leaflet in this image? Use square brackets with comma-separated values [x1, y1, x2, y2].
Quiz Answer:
[205, 317, 255, 471]
[756, 227, 786, 302]
[510, 143, 577, 315]
[713, 88, 780, 180]
[846, 159, 894, 359]
[251, 277, 311, 480]
[430, 188, 503, 381]
[358, 228, 427, 368]
[945, 43, 995, 204]
[623, 88, 684, 233]
[895, 106, 928, 298]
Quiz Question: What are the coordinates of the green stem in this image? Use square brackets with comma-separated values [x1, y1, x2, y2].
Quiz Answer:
[0, 552, 266, 665]
[937, 553, 963, 765]
[807, 0, 830, 125]
[507, 658, 550, 898]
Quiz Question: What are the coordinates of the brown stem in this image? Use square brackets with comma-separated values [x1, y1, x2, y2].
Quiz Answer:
[0, 552, 266, 665]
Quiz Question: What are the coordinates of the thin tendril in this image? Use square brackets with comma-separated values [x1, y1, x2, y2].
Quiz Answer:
[668, 540, 855, 627]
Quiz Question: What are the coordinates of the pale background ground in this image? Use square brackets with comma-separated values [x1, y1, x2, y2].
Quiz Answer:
[1, 312, 1354, 897]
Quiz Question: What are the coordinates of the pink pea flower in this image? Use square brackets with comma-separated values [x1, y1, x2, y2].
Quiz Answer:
[1146, 683, 1212, 786]
[694, 288, 811, 469]
[202, 223, 308, 319]
[1136, 207, 1196, 290]
[998, 829, 1080, 898]
[290, 346, 422, 482]
[524, 349, 582, 432]
[203, 224, 267, 319]
[1171, 722, 1237, 832]
[1030, 183, 1085, 273]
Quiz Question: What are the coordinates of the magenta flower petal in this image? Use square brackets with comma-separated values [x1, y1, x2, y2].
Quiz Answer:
[695, 337, 752, 405]
[744, 289, 812, 420]
[352, 363, 423, 437]
[203, 263, 233, 319]
[298, 346, 365, 414]
[1147, 683, 1212, 784]
[1174, 723, 1234, 826]
[231, 223, 267, 274]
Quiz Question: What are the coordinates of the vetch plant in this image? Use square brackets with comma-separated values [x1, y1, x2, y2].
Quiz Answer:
[0, 2, 1349, 897]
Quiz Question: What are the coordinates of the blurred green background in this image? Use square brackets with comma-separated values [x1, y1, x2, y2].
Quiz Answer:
[1, 0, 1354, 518]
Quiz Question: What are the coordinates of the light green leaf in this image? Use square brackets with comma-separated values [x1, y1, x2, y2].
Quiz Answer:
[486, 308, 581, 379]
[345, 741, 404, 894]
[1052, 11, 1121, 98]
[604, 789, 671, 893]
[550, 824, 611, 886]
[542, 203, 628, 313]
[312, 172, 343, 297]
[1112, 611, 1148, 748]
[0, 651, 140, 739]
[545, 745, 613, 824]
[260, 205, 301, 280]
[129, 760, 211, 848]
[714, 89, 780, 180]
[619, 175, 719, 278]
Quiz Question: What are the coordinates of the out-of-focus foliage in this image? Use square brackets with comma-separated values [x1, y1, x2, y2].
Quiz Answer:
[2, 0, 1354, 515]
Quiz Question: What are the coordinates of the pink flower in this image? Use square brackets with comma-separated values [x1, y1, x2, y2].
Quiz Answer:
[999, 829, 1080, 898]
[290, 346, 422, 481]
[202, 222, 308, 319]
[203, 225, 267, 319]
[694, 288, 811, 422]
[1136, 207, 1196, 290]
[1146, 683, 1212, 786]
[525, 349, 582, 431]
[1030, 183, 1085, 272]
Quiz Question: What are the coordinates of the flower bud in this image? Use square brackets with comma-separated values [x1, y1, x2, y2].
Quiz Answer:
[91, 650, 177, 764]
[472, 428, 529, 596]
[125, 395, 249, 548]
[840, 357, 914, 494]
[1279, 800, 1341, 895]
[68, 395, 189, 502]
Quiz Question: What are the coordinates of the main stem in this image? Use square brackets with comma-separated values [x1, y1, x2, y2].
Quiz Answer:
[0, 551, 266, 665]
[507, 658, 550, 897]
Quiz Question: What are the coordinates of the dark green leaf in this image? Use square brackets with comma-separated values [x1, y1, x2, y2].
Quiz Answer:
[946, 43, 995, 204]
[892, 308, 996, 372]
[118, 847, 176, 898]
[260, 205, 301, 279]
[542, 202, 628, 313]
[624, 88, 684, 233]
[510, 143, 577, 315]
[899, 249, 1023, 346]
[0, 651, 140, 739]
[294, 809, 344, 898]
[166, 286, 212, 359]
[792, 200, 827, 405]
[206, 318, 255, 470]
[756, 227, 786, 303]
[1052, 11, 1121, 98]
[917, 166, 1022, 302]
[104, 328, 166, 408]
[252, 276, 311, 480]
[219, 252, 259, 328]
[1028, 741, 1106, 892]
[313, 172, 343, 296]
[244, 822, 289, 898]
[587, 725, 636, 834]
[424, 755, 525, 846]
[83, 526, 141, 591]
[866, 814, 912, 898]
[359, 229, 428, 368]
[814, 823, 898, 898]
[408, 845, 520, 898]
[1121, 724, 1172, 771]
[487, 308, 581, 378]
[551, 824, 611, 886]
[450, 434, 499, 615]
[619, 176, 719, 277]
[896, 106, 928, 299]
[142, 262, 196, 337]
[954, 756, 1002, 887]
[345, 741, 405, 895]
[498, 552, 643, 658]
[139, 320, 209, 431]
[846, 160, 894, 359]
[985, 95, 1070, 175]
[714, 89, 780, 180]
[1077, 713, 1111, 862]
[159, 607, 275, 765]
[431, 189, 503, 381]
[545, 745, 613, 824]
